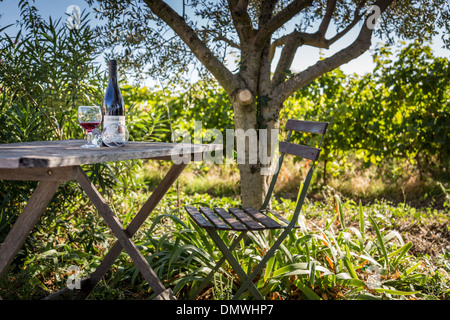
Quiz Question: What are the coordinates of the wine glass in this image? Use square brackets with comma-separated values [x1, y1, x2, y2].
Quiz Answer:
[77, 106, 102, 148]
[102, 123, 129, 148]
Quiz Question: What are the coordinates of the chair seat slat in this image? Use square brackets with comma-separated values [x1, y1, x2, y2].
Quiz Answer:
[242, 207, 282, 229]
[214, 208, 247, 231]
[185, 206, 214, 229]
[199, 207, 231, 230]
[229, 208, 265, 231]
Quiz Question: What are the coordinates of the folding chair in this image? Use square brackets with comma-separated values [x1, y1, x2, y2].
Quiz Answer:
[185, 119, 328, 300]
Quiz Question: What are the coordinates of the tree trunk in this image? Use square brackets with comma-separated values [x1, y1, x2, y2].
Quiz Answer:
[232, 90, 280, 209]
[234, 103, 269, 208]
[231, 34, 279, 209]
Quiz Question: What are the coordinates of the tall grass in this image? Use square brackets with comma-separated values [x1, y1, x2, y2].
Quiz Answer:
[125, 191, 446, 300]
[0, 166, 447, 300]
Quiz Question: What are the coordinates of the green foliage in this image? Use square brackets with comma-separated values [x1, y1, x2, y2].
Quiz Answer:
[0, 1, 448, 301]
[283, 41, 449, 182]
[1, 179, 447, 300]
[0, 1, 153, 283]
[116, 41, 449, 186]
[0, 2, 107, 247]
[1, 2, 104, 142]
[86, 0, 450, 84]
[121, 85, 172, 142]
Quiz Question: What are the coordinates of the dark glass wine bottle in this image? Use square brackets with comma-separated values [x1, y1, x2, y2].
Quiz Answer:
[102, 59, 125, 146]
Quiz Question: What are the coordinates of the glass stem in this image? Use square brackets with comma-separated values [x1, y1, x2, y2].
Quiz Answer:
[86, 131, 93, 144]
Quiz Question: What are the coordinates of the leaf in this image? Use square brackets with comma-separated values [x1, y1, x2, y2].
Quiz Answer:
[334, 195, 345, 229]
[374, 287, 421, 296]
[368, 214, 390, 270]
[392, 242, 412, 268]
[342, 256, 359, 279]
[325, 255, 335, 272]
[359, 200, 365, 244]
[272, 263, 308, 277]
[382, 230, 405, 246]
[336, 273, 365, 287]
[309, 261, 316, 287]
[359, 254, 382, 267]
[296, 281, 321, 300]
[348, 227, 364, 251]
[273, 263, 331, 278]
[401, 262, 421, 279]
[264, 256, 276, 282]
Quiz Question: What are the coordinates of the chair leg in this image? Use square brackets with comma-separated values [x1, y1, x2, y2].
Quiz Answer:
[191, 231, 247, 299]
[232, 227, 292, 300]
[206, 229, 264, 300]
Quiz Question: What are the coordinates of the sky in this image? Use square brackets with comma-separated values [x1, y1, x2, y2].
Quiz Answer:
[1, 0, 448, 84]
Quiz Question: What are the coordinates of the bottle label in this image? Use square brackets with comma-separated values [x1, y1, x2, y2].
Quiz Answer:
[103, 115, 126, 145]
[103, 115, 125, 128]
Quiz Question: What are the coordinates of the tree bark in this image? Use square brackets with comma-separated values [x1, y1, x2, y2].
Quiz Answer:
[232, 97, 280, 209]
[233, 100, 266, 208]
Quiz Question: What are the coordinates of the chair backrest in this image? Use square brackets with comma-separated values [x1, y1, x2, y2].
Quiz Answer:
[279, 119, 328, 160]
[260, 119, 329, 212]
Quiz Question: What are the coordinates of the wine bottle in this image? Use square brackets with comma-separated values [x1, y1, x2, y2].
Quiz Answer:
[102, 59, 125, 146]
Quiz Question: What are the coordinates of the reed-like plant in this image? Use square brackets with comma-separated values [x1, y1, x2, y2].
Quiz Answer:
[138, 193, 434, 300]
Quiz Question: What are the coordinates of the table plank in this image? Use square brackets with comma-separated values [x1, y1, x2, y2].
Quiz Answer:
[0, 140, 222, 169]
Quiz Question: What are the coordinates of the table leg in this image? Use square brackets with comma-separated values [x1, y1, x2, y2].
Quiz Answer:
[0, 180, 61, 280]
[75, 163, 188, 299]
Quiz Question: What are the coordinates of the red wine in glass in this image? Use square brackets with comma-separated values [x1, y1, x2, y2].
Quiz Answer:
[79, 121, 101, 132]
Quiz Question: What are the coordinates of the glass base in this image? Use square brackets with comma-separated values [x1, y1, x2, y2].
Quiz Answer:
[81, 143, 99, 148]
[81, 131, 100, 148]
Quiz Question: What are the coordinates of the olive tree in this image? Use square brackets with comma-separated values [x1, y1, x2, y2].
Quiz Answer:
[87, 0, 449, 208]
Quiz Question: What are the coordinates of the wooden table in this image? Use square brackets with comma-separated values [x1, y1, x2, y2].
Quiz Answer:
[0, 139, 222, 300]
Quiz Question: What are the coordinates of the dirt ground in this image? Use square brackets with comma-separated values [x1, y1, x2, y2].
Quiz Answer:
[398, 220, 450, 257]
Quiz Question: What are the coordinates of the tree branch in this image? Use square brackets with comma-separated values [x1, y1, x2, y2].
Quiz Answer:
[271, 31, 330, 85]
[259, 0, 277, 27]
[271, 36, 299, 84]
[227, 0, 255, 43]
[215, 34, 241, 49]
[317, 0, 337, 36]
[326, 0, 368, 46]
[272, 0, 394, 105]
[257, 0, 279, 91]
[271, 0, 369, 84]
[143, 0, 240, 94]
[271, 0, 368, 52]
[254, 0, 313, 48]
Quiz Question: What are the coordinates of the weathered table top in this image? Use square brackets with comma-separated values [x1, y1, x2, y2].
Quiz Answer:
[0, 140, 222, 169]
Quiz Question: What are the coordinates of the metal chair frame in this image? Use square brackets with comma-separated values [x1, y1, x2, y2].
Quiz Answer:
[185, 119, 329, 299]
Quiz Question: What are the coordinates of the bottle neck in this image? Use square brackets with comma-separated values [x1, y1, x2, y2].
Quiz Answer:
[108, 61, 118, 80]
